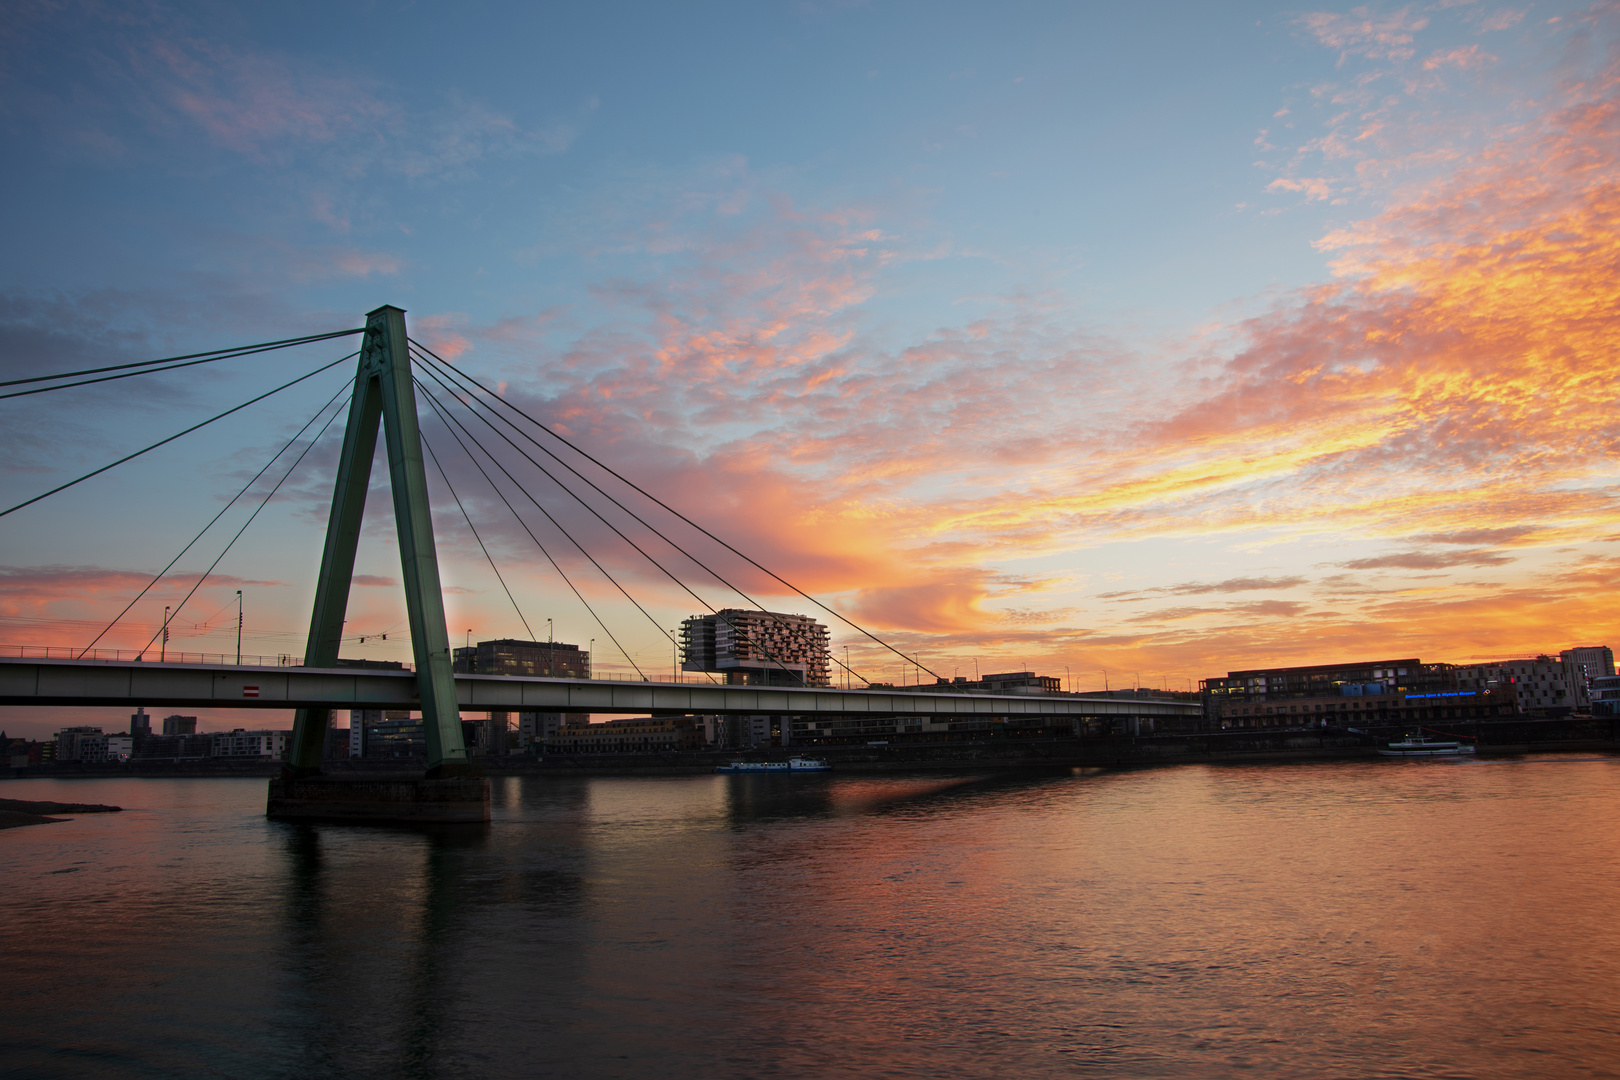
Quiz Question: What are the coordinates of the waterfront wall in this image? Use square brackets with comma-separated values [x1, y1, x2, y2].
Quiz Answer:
[6, 718, 1616, 779]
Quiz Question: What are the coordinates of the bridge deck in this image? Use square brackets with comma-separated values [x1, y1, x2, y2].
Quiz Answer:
[0, 657, 1200, 717]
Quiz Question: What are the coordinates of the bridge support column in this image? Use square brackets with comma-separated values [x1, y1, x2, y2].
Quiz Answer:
[283, 305, 471, 779]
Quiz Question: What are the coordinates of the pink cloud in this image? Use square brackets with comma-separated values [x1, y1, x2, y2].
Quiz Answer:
[402, 21, 1620, 680]
[1267, 176, 1335, 199]
[142, 39, 394, 157]
[1477, 9, 1526, 32]
[0, 565, 284, 653]
[1423, 44, 1495, 69]
[1298, 7, 1430, 65]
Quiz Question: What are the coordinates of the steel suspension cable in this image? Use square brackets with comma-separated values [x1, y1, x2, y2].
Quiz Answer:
[416, 385, 652, 681]
[412, 356, 811, 684]
[135, 386, 351, 659]
[406, 337, 924, 680]
[0, 328, 363, 390]
[0, 352, 356, 520]
[419, 429, 539, 644]
[416, 347, 867, 686]
[415, 369, 688, 640]
[411, 346, 865, 686]
[77, 379, 354, 658]
[0, 334, 367, 402]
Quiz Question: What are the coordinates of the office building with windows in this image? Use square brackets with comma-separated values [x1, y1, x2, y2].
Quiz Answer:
[453, 638, 590, 679]
[680, 610, 830, 687]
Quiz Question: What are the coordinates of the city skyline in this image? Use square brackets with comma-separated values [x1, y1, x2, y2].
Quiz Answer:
[2, 2, 1617, 739]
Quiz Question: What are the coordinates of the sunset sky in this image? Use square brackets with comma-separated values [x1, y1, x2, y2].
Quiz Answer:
[2, 1, 1617, 736]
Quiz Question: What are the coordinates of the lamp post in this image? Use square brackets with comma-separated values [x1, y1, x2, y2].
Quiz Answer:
[235, 591, 243, 666]
[161, 606, 170, 663]
[589, 637, 595, 679]
[547, 618, 554, 677]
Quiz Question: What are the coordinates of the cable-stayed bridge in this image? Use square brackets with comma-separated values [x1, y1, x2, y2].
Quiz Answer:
[1, 306, 1197, 818]
[0, 655, 1185, 722]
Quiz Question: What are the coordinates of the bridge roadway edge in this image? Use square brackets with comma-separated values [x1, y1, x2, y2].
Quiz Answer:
[0, 658, 1201, 719]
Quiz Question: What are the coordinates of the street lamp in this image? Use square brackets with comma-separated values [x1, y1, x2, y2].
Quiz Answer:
[547, 618, 554, 677]
[589, 637, 595, 679]
[161, 605, 170, 663]
[236, 590, 243, 666]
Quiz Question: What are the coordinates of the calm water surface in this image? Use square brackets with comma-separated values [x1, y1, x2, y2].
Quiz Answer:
[4, 758, 1619, 1079]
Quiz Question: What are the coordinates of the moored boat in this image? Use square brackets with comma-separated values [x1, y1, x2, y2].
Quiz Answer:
[1377, 734, 1476, 758]
[715, 757, 831, 773]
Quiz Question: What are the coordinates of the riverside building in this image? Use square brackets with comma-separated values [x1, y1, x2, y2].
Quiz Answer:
[543, 716, 702, 754]
[53, 727, 133, 763]
[160, 714, 197, 736]
[1202, 658, 1514, 728]
[1561, 646, 1617, 709]
[1589, 674, 1620, 717]
[912, 672, 1063, 694]
[453, 637, 590, 679]
[680, 610, 831, 687]
[211, 729, 289, 758]
[1454, 656, 1579, 716]
[452, 637, 592, 753]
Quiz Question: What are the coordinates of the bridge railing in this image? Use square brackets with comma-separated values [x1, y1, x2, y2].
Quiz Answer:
[0, 649, 1118, 696]
[0, 645, 328, 668]
[0, 648, 785, 683]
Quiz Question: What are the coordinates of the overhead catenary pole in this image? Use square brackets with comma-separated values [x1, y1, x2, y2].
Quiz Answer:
[284, 305, 470, 776]
[236, 590, 243, 665]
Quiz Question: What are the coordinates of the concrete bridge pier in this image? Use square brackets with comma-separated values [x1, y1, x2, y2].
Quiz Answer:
[268, 304, 487, 824]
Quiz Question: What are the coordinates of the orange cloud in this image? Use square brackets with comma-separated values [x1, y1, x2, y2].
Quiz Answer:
[382, 36, 1620, 685]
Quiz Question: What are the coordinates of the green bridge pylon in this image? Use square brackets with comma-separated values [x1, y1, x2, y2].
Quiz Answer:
[285, 305, 470, 776]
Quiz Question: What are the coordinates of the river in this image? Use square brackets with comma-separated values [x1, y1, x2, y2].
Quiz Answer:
[3, 756, 1619, 1079]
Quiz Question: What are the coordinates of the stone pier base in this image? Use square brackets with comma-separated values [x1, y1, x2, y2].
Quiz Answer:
[266, 775, 490, 823]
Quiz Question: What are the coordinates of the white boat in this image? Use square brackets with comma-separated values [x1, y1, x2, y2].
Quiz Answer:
[1378, 734, 1477, 758]
[715, 757, 831, 773]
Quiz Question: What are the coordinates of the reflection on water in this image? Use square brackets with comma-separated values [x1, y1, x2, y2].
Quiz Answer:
[4, 758, 1620, 1078]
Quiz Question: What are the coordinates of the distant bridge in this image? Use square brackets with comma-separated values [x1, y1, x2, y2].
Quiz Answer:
[0, 656, 1199, 721]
